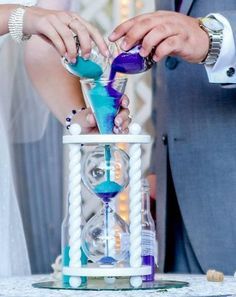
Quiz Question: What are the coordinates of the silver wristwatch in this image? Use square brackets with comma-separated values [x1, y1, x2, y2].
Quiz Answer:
[199, 16, 224, 65]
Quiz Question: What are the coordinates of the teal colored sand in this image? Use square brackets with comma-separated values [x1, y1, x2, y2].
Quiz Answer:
[63, 245, 87, 285]
[89, 83, 122, 134]
[95, 180, 122, 200]
[68, 57, 103, 79]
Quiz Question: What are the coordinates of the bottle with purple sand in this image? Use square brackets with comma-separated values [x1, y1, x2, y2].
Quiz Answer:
[141, 179, 157, 282]
[109, 44, 155, 80]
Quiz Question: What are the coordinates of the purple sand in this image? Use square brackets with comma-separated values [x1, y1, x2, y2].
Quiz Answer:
[142, 255, 155, 282]
[109, 45, 148, 81]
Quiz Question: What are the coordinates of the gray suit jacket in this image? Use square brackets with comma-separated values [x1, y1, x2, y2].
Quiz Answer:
[153, 0, 236, 274]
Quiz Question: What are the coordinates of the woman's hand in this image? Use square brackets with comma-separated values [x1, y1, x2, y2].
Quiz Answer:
[109, 11, 209, 63]
[23, 7, 109, 63]
[76, 95, 131, 134]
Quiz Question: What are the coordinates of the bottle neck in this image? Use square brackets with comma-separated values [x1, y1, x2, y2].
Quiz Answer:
[142, 185, 151, 213]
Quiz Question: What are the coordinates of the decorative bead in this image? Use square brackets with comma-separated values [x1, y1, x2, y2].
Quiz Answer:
[65, 107, 86, 132]
[130, 123, 141, 135]
[69, 123, 82, 135]
[206, 269, 224, 282]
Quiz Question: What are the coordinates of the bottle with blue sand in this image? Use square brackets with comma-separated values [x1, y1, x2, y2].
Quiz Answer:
[61, 193, 88, 286]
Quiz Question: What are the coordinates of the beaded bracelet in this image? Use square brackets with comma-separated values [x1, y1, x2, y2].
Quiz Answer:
[65, 107, 86, 130]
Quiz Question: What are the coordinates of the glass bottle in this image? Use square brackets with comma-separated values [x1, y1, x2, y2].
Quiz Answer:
[141, 179, 157, 282]
[61, 192, 88, 285]
[109, 44, 155, 80]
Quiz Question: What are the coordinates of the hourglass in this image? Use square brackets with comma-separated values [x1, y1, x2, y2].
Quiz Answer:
[63, 127, 152, 289]
[81, 145, 130, 266]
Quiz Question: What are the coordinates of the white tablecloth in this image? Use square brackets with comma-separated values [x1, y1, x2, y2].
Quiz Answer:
[0, 274, 236, 297]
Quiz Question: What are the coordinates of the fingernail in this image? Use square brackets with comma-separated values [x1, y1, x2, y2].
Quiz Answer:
[83, 53, 90, 60]
[109, 32, 116, 40]
[153, 55, 159, 62]
[139, 48, 146, 57]
[123, 99, 129, 107]
[115, 116, 122, 126]
[71, 58, 77, 64]
[121, 41, 127, 50]
[86, 114, 93, 124]
[113, 126, 119, 134]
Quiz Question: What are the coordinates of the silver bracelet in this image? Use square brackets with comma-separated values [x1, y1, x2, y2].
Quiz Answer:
[8, 7, 31, 43]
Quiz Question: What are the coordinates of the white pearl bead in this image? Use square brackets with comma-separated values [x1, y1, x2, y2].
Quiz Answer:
[69, 123, 82, 135]
[69, 276, 82, 288]
[130, 276, 142, 288]
[130, 123, 141, 135]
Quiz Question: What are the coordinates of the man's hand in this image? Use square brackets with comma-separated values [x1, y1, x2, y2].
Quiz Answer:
[109, 11, 209, 63]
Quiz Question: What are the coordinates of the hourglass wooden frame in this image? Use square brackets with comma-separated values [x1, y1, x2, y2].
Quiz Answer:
[63, 127, 152, 288]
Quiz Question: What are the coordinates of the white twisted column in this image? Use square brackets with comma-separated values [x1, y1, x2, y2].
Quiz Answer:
[129, 124, 142, 288]
[68, 142, 82, 288]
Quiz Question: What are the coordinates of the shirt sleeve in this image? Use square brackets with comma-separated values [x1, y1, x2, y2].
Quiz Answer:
[205, 13, 236, 84]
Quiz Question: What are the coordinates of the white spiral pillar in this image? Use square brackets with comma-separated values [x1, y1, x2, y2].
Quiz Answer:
[129, 124, 142, 288]
[68, 143, 82, 288]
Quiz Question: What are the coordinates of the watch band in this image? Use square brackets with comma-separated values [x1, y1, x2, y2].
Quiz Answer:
[8, 7, 32, 43]
[199, 18, 223, 65]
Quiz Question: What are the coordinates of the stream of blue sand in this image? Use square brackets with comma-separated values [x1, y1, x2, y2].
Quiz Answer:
[70, 57, 123, 201]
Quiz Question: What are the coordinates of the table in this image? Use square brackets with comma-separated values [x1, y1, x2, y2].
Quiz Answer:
[0, 274, 236, 297]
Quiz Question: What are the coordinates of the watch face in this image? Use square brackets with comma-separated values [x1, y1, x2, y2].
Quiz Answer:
[202, 17, 224, 32]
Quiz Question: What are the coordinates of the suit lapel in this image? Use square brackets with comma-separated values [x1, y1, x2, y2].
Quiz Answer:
[156, 0, 195, 14]
[156, 0, 174, 11]
[179, 0, 195, 15]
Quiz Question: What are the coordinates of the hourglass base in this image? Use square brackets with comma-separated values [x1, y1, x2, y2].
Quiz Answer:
[33, 278, 189, 291]
[63, 263, 151, 278]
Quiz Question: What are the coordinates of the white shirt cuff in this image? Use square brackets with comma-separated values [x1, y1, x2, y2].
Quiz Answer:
[205, 13, 236, 84]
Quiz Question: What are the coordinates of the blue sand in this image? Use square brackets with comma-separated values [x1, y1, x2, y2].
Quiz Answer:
[67, 57, 103, 79]
[89, 82, 122, 134]
[99, 256, 117, 265]
[94, 181, 122, 202]
[109, 45, 148, 80]
[63, 245, 88, 285]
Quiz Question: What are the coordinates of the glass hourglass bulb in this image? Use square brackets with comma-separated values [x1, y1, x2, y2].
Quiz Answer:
[81, 205, 129, 264]
[82, 145, 129, 203]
